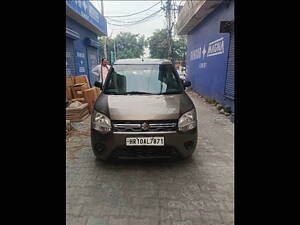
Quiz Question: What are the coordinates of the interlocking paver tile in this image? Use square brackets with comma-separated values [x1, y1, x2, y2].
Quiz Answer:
[66, 92, 234, 224]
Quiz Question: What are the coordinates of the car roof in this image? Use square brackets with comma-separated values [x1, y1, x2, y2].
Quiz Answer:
[113, 58, 172, 65]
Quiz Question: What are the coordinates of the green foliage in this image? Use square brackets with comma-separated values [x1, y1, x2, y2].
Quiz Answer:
[147, 29, 169, 59]
[224, 106, 232, 113]
[99, 30, 186, 65]
[204, 97, 217, 105]
[173, 36, 187, 66]
[147, 29, 187, 63]
[112, 32, 146, 59]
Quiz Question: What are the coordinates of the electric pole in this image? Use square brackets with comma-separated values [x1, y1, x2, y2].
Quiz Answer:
[165, 0, 173, 62]
[101, 0, 108, 59]
[114, 40, 117, 61]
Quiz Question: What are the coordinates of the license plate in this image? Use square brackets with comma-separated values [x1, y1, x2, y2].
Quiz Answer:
[126, 137, 164, 146]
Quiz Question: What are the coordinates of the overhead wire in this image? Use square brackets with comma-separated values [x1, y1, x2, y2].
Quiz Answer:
[107, 17, 161, 27]
[107, 14, 164, 27]
[107, 10, 164, 23]
[105, 1, 161, 17]
[107, 9, 164, 27]
[108, 16, 163, 26]
[104, 1, 164, 27]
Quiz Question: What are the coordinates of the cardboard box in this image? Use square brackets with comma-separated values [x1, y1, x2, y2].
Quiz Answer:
[66, 103, 90, 122]
[74, 75, 90, 88]
[69, 113, 89, 122]
[71, 98, 86, 103]
[72, 83, 89, 98]
[95, 87, 101, 96]
[66, 76, 75, 87]
[83, 88, 98, 113]
[66, 86, 73, 100]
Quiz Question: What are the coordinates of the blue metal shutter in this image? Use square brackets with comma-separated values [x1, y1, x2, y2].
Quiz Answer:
[66, 38, 76, 76]
[86, 46, 99, 87]
[224, 30, 234, 100]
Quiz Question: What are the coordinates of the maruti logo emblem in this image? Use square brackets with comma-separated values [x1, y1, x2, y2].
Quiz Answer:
[141, 122, 150, 131]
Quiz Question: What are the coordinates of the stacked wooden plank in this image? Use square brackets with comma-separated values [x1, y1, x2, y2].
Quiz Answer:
[83, 87, 100, 113]
[72, 83, 89, 99]
[74, 75, 90, 87]
[66, 75, 90, 100]
[66, 75, 101, 121]
[66, 76, 75, 100]
[66, 102, 89, 122]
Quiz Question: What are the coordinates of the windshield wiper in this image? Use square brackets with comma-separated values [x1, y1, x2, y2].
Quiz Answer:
[160, 91, 182, 95]
[104, 91, 123, 95]
[124, 91, 154, 95]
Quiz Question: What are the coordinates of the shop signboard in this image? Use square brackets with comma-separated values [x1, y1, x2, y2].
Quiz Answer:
[66, 0, 107, 36]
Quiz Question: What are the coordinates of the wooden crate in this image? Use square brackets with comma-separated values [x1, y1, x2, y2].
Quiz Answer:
[95, 87, 101, 96]
[66, 86, 73, 100]
[83, 88, 98, 113]
[74, 75, 90, 88]
[71, 98, 86, 103]
[71, 83, 89, 98]
[66, 76, 75, 87]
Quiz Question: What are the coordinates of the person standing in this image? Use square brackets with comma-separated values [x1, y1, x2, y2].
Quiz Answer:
[91, 58, 111, 85]
[175, 63, 181, 75]
[175, 62, 185, 80]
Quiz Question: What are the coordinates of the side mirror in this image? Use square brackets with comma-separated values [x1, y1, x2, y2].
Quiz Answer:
[183, 80, 191, 88]
[94, 81, 102, 89]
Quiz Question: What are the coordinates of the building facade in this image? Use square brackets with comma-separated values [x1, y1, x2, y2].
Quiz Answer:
[176, 0, 234, 111]
[66, 0, 107, 87]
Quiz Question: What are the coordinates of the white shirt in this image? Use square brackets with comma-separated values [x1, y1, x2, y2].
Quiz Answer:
[91, 64, 111, 84]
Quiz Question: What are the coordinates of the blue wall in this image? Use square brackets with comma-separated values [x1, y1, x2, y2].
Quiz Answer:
[66, 16, 100, 86]
[186, 0, 234, 108]
[66, 0, 107, 36]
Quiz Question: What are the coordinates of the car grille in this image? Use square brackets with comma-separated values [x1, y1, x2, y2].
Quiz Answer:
[112, 146, 179, 159]
[112, 120, 177, 132]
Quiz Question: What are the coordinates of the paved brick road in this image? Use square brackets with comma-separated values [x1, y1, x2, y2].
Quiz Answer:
[66, 91, 234, 225]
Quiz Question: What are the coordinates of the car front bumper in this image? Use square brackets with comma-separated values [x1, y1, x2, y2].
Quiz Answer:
[91, 128, 198, 160]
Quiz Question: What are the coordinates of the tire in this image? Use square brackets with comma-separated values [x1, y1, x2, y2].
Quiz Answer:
[92, 150, 107, 162]
[178, 154, 193, 160]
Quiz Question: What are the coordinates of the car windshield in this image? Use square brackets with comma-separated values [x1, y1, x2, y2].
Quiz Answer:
[103, 64, 183, 95]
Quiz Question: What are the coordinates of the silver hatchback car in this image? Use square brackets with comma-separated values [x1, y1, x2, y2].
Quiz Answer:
[91, 58, 197, 161]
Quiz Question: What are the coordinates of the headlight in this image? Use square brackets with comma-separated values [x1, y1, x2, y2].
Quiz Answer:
[91, 111, 111, 132]
[178, 109, 197, 132]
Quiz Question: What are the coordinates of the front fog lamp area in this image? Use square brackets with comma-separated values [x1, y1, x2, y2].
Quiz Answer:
[92, 111, 111, 132]
[178, 109, 197, 132]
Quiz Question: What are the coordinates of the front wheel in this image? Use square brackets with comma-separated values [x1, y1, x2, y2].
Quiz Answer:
[178, 153, 193, 160]
[92, 148, 109, 162]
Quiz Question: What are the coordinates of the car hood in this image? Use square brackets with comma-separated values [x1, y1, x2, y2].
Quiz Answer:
[94, 93, 194, 120]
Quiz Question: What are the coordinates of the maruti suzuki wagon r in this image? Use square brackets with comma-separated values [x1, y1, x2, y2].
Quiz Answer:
[91, 58, 197, 161]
